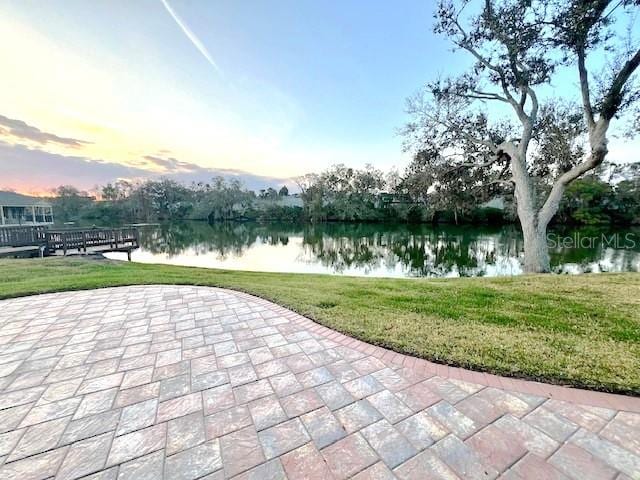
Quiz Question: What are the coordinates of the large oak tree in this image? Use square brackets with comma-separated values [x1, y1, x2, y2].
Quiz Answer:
[403, 0, 639, 273]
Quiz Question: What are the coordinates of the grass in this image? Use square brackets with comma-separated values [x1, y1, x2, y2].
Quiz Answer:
[1, 257, 639, 395]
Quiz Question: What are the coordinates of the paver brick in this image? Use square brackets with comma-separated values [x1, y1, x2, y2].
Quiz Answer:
[8, 415, 69, 461]
[120, 367, 154, 390]
[159, 374, 190, 401]
[229, 363, 259, 387]
[76, 373, 124, 395]
[508, 453, 570, 480]
[232, 459, 287, 480]
[465, 424, 528, 472]
[315, 380, 355, 410]
[474, 387, 532, 417]
[57, 431, 113, 480]
[322, 432, 379, 479]
[106, 423, 167, 466]
[167, 411, 206, 455]
[60, 409, 121, 445]
[20, 396, 82, 427]
[0, 445, 68, 480]
[281, 442, 333, 479]
[0, 286, 638, 480]
[0, 429, 24, 457]
[396, 411, 448, 450]
[114, 382, 159, 409]
[164, 439, 222, 480]
[362, 419, 418, 468]
[367, 389, 413, 424]
[249, 395, 288, 430]
[220, 425, 265, 477]
[156, 392, 202, 423]
[37, 377, 83, 404]
[234, 379, 274, 404]
[258, 418, 310, 459]
[549, 443, 618, 480]
[452, 392, 503, 427]
[600, 415, 640, 457]
[523, 406, 578, 443]
[281, 389, 324, 417]
[205, 405, 252, 438]
[335, 399, 383, 433]
[371, 368, 412, 392]
[545, 399, 609, 432]
[352, 356, 387, 376]
[116, 449, 164, 480]
[423, 377, 470, 404]
[298, 366, 334, 388]
[431, 435, 499, 480]
[494, 414, 559, 458]
[352, 461, 397, 480]
[393, 449, 459, 480]
[301, 406, 347, 448]
[570, 428, 640, 478]
[395, 382, 441, 412]
[344, 375, 384, 399]
[256, 358, 289, 379]
[116, 398, 157, 435]
[426, 401, 478, 439]
[203, 383, 235, 415]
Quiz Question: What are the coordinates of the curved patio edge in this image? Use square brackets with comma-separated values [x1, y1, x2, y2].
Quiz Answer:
[4, 284, 639, 413]
[225, 288, 640, 413]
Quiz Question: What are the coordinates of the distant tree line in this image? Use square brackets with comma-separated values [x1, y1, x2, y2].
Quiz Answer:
[49, 160, 639, 226]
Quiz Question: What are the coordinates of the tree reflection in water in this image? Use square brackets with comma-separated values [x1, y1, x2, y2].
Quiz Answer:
[133, 222, 640, 277]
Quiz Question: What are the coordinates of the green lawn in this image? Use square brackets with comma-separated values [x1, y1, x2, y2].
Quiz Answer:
[1, 257, 639, 395]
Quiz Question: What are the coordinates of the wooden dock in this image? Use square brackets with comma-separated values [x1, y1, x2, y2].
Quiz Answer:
[0, 226, 139, 260]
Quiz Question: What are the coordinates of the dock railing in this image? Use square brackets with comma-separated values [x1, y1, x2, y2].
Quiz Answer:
[0, 225, 48, 247]
[45, 227, 139, 255]
[0, 225, 139, 258]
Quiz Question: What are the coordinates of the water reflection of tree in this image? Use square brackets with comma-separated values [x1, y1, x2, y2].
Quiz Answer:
[549, 226, 640, 273]
[139, 222, 294, 259]
[300, 224, 524, 277]
[137, 221, 638, 276]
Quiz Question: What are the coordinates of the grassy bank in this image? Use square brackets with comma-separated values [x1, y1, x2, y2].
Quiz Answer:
[1, 257, 638, 395]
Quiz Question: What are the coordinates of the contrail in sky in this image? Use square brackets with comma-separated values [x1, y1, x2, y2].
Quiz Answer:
[160, 0, 222, 75]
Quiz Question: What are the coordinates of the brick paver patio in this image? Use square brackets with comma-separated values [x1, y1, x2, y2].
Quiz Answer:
[0, 285, 638, 479]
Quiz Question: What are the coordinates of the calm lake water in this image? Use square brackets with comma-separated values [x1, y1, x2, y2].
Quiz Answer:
[104, 221, 640, 278]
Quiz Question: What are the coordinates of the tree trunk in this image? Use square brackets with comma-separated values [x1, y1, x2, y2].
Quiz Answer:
[508, 146, 551, 274]
[521, 219, 550, 273]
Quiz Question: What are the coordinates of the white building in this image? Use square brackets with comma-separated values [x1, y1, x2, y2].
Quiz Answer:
[0, 191, 54, 226]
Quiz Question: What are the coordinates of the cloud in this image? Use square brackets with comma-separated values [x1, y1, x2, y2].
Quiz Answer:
[160, 0, 222, 75]
[0, 142, 295, 195]
[142, 154, 201, 173]
[0, 114, 90, 148]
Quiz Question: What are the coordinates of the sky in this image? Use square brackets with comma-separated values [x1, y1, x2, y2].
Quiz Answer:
[0, 0, 637, 195]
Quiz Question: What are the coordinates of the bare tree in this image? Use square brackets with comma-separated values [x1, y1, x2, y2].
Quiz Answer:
[403, 0, 640, 272]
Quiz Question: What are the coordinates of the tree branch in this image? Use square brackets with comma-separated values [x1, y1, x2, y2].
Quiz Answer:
[577, 46, 595, 130]
[538, 148, 606, 228]
[482, 178, 515, 188]
[469, 89, 510, 102]
[445, 156, 502, 173]
[423, 111, 500, 154]
[600, 46, 640, 121]
[449, 15, 523, 113]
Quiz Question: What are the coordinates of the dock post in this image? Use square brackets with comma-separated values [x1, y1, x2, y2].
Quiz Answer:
[127, 249, 131, 261]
